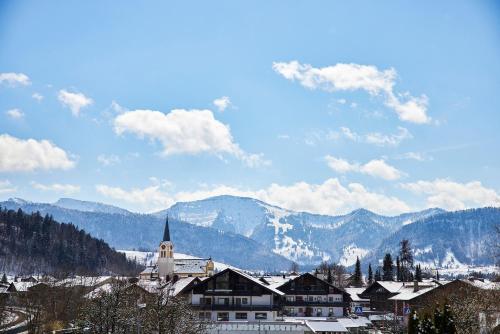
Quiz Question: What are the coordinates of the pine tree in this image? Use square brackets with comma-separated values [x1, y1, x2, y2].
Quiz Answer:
[399, 239, 414, 282]
[436, 270, 440, 281]
[419, 316, 436, 334]
[440, 304, 456, 334]
[374, 268, 381, 281]
[382, 253, 394, 281]
[396, 256, 402, 281]
[368, 263, 373, 284]
[1, 273, 7, 284]
[352, 257, 362, 287]
[433, 304, 444, 333]
[327, 268, 333, 284]
[407, 311, 419, 334]
[415, 264, 422, 282]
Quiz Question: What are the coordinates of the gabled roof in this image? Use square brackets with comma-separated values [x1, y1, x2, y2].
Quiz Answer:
[186, 268, 284, 296]
[276, 272, 346, 295]
[344, 288, 370, 302]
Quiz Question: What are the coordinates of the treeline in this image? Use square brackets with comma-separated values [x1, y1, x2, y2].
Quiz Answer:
[0, 207, 141, 276]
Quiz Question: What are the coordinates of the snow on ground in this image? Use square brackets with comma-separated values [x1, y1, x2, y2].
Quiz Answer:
[0, 311, 18, 326]
[272, 235, 315, 262]
[339, 244, 369, 267]
[119, 250, 238, 271]
[263, 205, 293, 234]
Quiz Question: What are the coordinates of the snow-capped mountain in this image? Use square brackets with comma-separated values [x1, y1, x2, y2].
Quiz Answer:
[364, 207, 500, 270]
[160, 195, 444, 265]
[0, 198, 293, 271]
[53, 198, 132, 215]
[2, 195, 494, 272]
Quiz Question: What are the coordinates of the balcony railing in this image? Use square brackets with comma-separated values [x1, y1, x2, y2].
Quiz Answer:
[283, 300, 348, 307]
[192, 304, 281, 311]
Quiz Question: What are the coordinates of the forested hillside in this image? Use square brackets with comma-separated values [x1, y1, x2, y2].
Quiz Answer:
[0, 207, 141, 276]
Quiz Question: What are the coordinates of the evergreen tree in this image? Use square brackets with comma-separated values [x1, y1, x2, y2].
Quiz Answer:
[374, 268, 381, 281]
[433, 304, 444, 333]
[399, 239, 414, 282]
[327, 268, 333, 284]
[440, 304, 456, 334]
[368, 263, 373, 284]
[382, 253, 394, 281]
[436, 270, 440, 281]
[419, 316, 436, 334]
[396, 256, 402, 281]
[415, 264, 422, 282]
[352, 257, 362, 287]
[1, 273, 7, 284]
[407, 311, 419, 334]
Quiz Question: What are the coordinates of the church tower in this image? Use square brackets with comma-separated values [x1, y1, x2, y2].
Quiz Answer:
[157, 216, 175, 280]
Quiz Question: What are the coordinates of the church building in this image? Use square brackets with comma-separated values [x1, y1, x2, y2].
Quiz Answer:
[139, 217, 215, 281]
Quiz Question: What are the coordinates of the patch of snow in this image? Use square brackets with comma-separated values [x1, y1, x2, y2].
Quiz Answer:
[339, 244, 369, 267]
[441, 250, 468, 269]
[414, 246, 433, 256]
[402, 219, 412, 226]
[272, 236, 315, 262]
[263, 205, 293, 234]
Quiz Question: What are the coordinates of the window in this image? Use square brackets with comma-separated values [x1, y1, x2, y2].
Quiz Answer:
[199, 312, 211, 321]
[217, 312, 229, 321]
[217, 298, 229, 305]
[200, 297, 212, 305]
[289, 307, 295, 315]
[308, 296, 313, 302]
[328, 296, 333, 302]
[296, 296, 304, 302]
[255, 313, 267, 320]
[242, 297, 248, 305]
[286, 296, 294, 302]
[316, 308, 323, 316]
[235, 312, 247, 320]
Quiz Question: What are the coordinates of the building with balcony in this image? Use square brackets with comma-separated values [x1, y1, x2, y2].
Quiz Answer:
[275, 273, 350, 317]
[184, 268, 285, 322]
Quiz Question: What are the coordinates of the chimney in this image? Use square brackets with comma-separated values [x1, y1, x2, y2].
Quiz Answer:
[413, 280, 419, 292]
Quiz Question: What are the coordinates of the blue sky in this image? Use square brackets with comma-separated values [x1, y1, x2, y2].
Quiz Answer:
[1, 0, 499, 214]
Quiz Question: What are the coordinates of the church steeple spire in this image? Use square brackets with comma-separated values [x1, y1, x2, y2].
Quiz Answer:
[163, 216, 171, 242]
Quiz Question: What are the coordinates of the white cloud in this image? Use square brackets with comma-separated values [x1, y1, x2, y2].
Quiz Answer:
[97, 154, 121, 166]
[273, 61, 430, 124]
[326, 155, 404, 180]
[96, 184, 175, 212]
[32, 93, 44, 101]
[0, 180, 16, 194]
[401, 179, 500, 211]
[397, 151, 432, 161]
[5, 108, 24, 119]
[213, 96, 231, 112]
[97, 178, 410, 215]
[32, 182, 80, 195]
[0, 72, 31, 87]
[114, 108, 269, 167]
[338, 126, 412, 146]
[58, 89, 93, 116]
[0, 134, 76, 172]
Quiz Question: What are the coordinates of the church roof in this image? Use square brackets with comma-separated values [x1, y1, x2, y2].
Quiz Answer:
[163, 216, 170, 242]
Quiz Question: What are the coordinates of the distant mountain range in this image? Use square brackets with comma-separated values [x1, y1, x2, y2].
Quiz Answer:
[1, 196, 498, 272]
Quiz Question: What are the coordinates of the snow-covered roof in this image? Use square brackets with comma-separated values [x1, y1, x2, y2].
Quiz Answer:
[164, 277, 198, 296]
[174, 259, 208, 274]
[337, 317, 371, 328]
[55, 276, 115, 287]
[388, 286, 437, 301]
[344, 288, 369, 302]
[234, 269, 285, 296]
[84, 283, 115, 299]
[136, 279, 161, 294]
[461, 279, 500, 290]
[9, 282, 37, 292]
[375, 281, 405, 293]
[140, 266, 157, 275]
[305, 320, 349, 333]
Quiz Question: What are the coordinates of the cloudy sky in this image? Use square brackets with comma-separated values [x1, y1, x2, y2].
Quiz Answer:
[1, 1, 500, 214]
